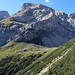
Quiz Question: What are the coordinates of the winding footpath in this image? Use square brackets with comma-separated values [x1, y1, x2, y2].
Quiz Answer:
[36, 47, 72, 75]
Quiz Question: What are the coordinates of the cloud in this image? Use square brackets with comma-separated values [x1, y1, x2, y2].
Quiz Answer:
[45, 0, 54, 4]
[45, 0, 50, 2]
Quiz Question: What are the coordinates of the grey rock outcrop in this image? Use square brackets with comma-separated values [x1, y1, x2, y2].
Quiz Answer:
[0, 3, 75, 47]
[11, 3, 54, 23]
[0, 10, 10, 20]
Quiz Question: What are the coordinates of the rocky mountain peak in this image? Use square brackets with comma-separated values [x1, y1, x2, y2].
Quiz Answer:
[0, 3, 75, 47]
[0, 10, 10, 20]
[68, 13, 75, 19]
[21, 3, 53, 10]
[11, 3, 54, 23]
[55, 10, 68, 20]
[22, 3, 33, 10]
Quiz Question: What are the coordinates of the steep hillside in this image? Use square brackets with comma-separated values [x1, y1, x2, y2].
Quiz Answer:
[0, 37, 75, 75]
[0, 40, 56, 75]
[43, 39, 75, 75]
[15, 38, 75, 75]
[0, 3, 75, 47]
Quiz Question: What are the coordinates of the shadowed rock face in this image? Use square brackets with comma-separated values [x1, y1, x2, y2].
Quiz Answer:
[0, 3, 75, 47]
[0, 10, 10, 20]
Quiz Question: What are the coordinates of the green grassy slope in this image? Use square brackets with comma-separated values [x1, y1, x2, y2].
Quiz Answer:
[43, 38, 75, 75]
[50, 47, 75, 75]
[0, 41, 56, 75]
[0, 38, 75, 75]
[18, 39, 75, 75]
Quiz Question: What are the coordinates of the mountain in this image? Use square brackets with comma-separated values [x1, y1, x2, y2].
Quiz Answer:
[0, 3, 75, 75]
[0, 3, 75, 47]
[0, 10, 10, 20]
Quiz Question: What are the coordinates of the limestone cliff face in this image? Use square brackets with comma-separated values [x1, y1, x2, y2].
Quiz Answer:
[0, 10, 10, 20]
[0, 3, 75, 47]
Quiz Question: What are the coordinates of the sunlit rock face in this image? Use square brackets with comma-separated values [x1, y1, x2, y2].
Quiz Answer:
[0, 3, 75, 47]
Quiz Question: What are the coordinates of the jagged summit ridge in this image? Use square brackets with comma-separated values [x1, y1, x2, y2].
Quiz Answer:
[21, 3, 53, 10]
[68, 13, 75, 19]
[12, 3, 54, 23]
